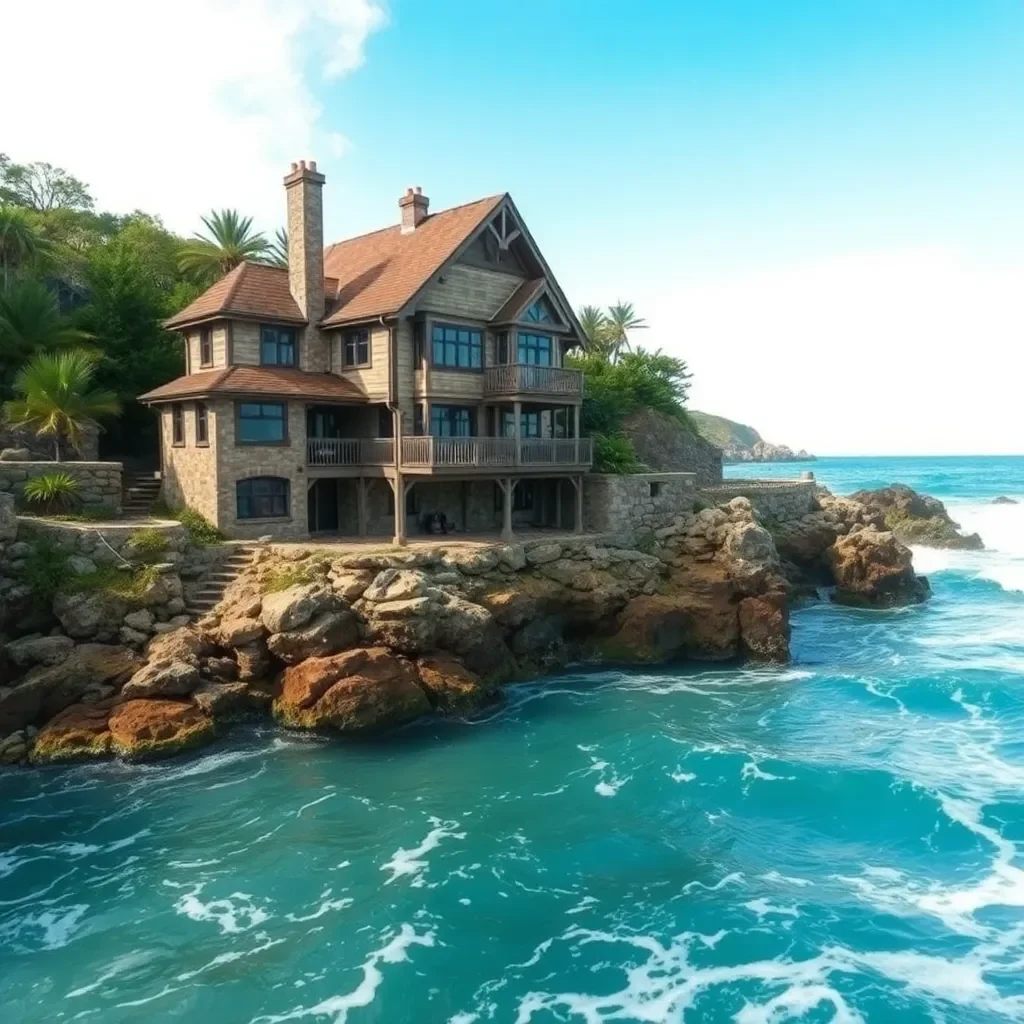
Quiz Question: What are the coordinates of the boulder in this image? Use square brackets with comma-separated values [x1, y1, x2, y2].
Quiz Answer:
[6, 633, 75, 669]
[235, 639, 273, 681]
[123, 609, 155, 633]
[31, 702, 113, 763]
[266, 609, 359, 664]
[722, 521, 777, 564]
[274, 647, 430, 732]
[204, 656, 238, 681]
[329, 569, 375, 602]
[191, 681, 250, 717]
[525, 541, 563, 566]
[828, 528, 931, 608]
[119, 626, 150, 648]
[435, 594, 514, 677]
[53, 590, 130, 642]
[0, 492, 16, 542]
[738, 593, 790, 662]
[415, 654, 498, 714]
[362, 569, 429, 603]
[443, 548, 499, 576]
[218, 616, 265, 646]
[260, 583, 334, 634]
[146, 626, 211, 666]
[108, 699, 215, 759]
[849, 485, 983, 550]
[363, 596, 440, 654]
[66, 555, 98, 576]
[0, 644, 141, 735]
[0, 447, 31, 462]
[121, 659, 201, 700]
[602, 595, 693, 663]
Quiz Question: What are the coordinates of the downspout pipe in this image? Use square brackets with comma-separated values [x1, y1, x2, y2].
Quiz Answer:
[381, 314, 400, 468]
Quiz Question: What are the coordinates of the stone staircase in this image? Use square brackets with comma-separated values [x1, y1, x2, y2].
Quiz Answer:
[122, 470, 162, 518]
[186, 546, 258, 618]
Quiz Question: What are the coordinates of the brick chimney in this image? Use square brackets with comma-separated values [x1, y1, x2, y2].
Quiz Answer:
[399, 186, 429, 233]
[284, 159, 327, 370]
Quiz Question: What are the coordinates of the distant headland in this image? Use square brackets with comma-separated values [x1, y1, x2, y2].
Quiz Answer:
[691, 411, 816, 464]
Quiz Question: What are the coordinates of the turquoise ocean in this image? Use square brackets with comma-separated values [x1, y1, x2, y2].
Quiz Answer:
[2, 455, 1023, 1023]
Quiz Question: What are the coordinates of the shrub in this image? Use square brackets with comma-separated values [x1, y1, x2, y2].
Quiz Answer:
[155, 504, 222, 547]
[18, 538, 69, 604]
[22, 472, 81, 514]
[262, 563, 316, 593]
[128, 527, 167, 559]
[69, 563, 161, 601]
[592, 434, 638, 474]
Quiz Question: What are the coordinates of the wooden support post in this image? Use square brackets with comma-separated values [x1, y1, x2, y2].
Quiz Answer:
[392, 473, 407, 547]
[500, 476, 518, 541]
[357, 476, 368, 537]
[513, 400, 522, 465]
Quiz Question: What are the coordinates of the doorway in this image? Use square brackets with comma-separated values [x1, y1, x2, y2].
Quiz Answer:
[308, 479, 340, 533]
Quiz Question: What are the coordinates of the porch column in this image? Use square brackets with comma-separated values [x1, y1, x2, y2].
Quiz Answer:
[555, 480, 563, 531]
[573, 404, 581, 464]
[357, 476, 368, 537]
[501, 476, 517, 541]
[513, 400, 522, 465]
[392, 472, 407, 547]
[574, 474, 584, 534]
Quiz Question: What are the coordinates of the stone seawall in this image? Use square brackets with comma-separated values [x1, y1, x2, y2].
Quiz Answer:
[699, 480, 817, 521]
[585, 472, 697, 535]
[0, 462, 123, 513]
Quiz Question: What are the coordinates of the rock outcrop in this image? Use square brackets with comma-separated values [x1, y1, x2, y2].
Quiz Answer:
[849, 485, 983, 550]
[690, 411, 815, 464]
[827, 528, 930, 608]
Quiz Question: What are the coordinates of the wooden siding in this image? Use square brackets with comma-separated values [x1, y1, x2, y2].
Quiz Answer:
[418, 264, 523, 320]
[185, 324, 229, 371]
[232, 321, 261, 365]
[334, 325, 389, 399]
[394, 319, 416, 432]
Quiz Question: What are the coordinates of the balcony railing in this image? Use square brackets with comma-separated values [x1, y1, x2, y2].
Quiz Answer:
[483, 363, 584, 396]
[306, 436, 593, 469]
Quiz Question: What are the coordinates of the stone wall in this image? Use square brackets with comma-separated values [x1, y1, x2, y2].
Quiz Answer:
[622, 409, 723, 487]
[699, 480, 817, 521]
[0, 423, 99, 462]
[0, 461, 122, 513]
[584, 472, 696, 535]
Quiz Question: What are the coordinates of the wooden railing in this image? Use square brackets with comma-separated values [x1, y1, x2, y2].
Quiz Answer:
[308, 436, 592, 469]
[483, 363, 584, 396]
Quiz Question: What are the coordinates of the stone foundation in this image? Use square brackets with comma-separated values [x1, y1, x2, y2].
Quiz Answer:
[0, 462, 123, 513]
[584, 472, 697, 535]
[699, 480, 817, 521]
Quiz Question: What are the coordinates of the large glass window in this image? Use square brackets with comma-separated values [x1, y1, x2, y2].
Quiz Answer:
[343, 329, 370, 367]
[237, 477, 289, 519]
[517, 332, 552, 366]
[501, 410, 542, 438]
[260, 326, 296, 366]
[431, 324, 482, 370]
[430, 404, 474, 437]
[238, 402, 286, 444]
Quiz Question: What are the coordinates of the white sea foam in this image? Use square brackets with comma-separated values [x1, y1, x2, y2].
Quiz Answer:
[380, 817, 465, 886]
[251, 924, 435, 1023]
[173, 888, 270, 934]
[0, 903, 88, 951]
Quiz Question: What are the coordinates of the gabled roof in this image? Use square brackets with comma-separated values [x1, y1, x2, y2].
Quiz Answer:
[321, 194, 504, 325]
[491, 279, 546, 324]
[138, 365, 367, 404]
[163, 262, 339, 330]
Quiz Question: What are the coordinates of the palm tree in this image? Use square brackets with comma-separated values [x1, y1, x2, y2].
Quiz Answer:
[577, 305, 609, 352]
[0, 279, 92, 394]
[3, 349, 120, 461]
[266, 227, 288, 268]
[0, 207, 51, 287]
[178, 209, 269, 281]
[604, 301, 648, 361]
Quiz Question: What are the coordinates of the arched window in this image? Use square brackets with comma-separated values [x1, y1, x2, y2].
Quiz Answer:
[237, 477, 289, 519]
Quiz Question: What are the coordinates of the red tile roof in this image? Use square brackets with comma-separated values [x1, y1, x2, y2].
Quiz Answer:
[138, 366, 367, 404]
[163, 194, 505, 332]
[163, 263, 339, 330]
[321, 194, 504, 325]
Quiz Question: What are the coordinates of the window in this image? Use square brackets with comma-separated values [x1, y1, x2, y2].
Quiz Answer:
[431, 324, 482, 369]
[344, 329, 370, 367]
[430, 404, 474, 437]
[497, 330, 509, 364]
[236, 477, 289, 520]
[260, 326, 296, 366]
[171, 404, 184, 445]
[501, 409, 541, 438]
[195, 402, 209, 445]
[413, 321, 425, 365]
[650, 481, 663, 498]
[523, 297, 555, 323]
[199, 327, 213, 367]
[237, 402, 287, 444]
[517, 332, 552, 366]
[378, 407, 394, 438]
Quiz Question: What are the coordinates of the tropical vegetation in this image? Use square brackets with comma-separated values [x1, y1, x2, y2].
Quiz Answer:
[22, 471, 81, 513]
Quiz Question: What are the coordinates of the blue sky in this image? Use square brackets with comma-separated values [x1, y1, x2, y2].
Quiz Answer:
[5, 1, 1024, 453]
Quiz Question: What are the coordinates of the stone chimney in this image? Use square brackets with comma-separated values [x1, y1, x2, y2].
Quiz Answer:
[399, 186, 429, 233]
[284, 159, 327, 371]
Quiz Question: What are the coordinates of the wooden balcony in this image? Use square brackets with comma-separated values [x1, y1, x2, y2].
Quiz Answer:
[306, 436, 593, 471]
[483, 363, 584, 397]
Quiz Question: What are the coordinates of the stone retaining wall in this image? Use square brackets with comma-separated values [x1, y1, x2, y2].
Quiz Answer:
[584, 472, 697, 535]
[699, 480, 817, 521]
[0, 462, 123, 513]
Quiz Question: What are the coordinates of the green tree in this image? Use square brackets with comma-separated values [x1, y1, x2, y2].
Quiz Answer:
[577, 305, 609, 351]
[267, 227, 289, 268]
[178, 209, 269, 282]
[0, 278, 92, 395]
[3, 349, 120, 461]
[0, 207, 52, 286]
[0, 158, 93, 212]
[604, 301, 648, 361]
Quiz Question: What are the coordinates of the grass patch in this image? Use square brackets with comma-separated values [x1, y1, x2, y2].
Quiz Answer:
[18, 538, 69, 605]
[128, 527, 168, 558]
[67, 563, 162, 601]
[152, 501, 223, 547]
[21, 506, 117, 523]
[262, 563, 317, 594]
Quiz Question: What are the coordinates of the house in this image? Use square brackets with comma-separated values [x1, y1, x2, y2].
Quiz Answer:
[140, 161, 593, 543]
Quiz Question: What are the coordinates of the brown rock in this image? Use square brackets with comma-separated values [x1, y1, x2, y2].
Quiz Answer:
[121, 659, 201, 700]
[828, 528, 930, 608]
[235, 639, 273, 681]
[0, 644, 142, 735]
[274, 647, 430, 732]
[107, 699, 215, 759]
[191, 681, 250, 717]
[31, 702, 113, 763]
[738, 593, 790, 662]
[266, 609, 359, 664]
[146, 627, 211, 666]
[415, 654, 499, 714]
[218, 617, 265, 646]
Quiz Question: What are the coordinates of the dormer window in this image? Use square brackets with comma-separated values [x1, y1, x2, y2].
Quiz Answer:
[260, 325, 296, 366]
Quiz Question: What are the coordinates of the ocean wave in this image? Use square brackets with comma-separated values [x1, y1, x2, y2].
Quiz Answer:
[379, 818, 465, 887]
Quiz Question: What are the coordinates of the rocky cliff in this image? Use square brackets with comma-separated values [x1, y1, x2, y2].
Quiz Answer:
[0, 484, 935, 767]
[690, 411, 815, 464]
[621, 409, 723, 486]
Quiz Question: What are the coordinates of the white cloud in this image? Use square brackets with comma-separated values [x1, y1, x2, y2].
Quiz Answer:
[0, 0, 386, 235]
[641, 247, 1024, 455]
